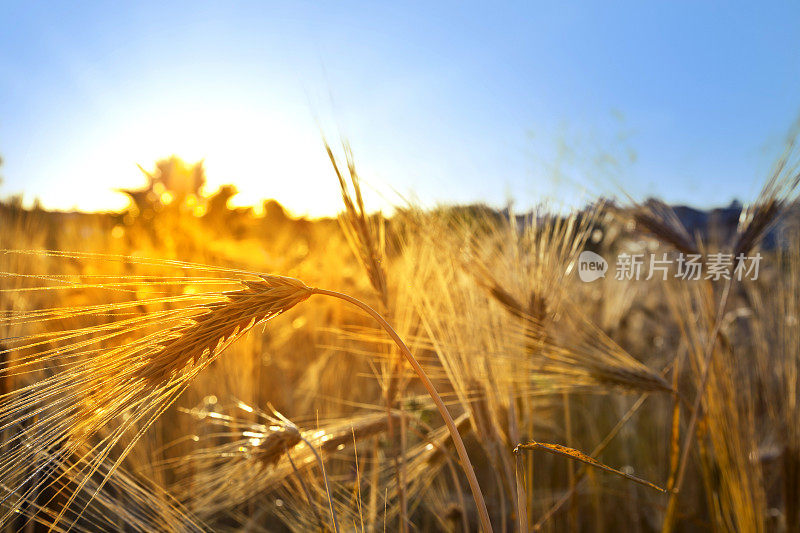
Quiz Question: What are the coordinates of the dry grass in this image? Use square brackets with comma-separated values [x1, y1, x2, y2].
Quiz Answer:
[0, 133, 799, 532]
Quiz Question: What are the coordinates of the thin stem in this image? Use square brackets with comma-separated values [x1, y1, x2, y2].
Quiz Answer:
[311, 288, 494, 532]
[407, 416, 470, 533]
[663, 278, 732, 532]
[534, 393, 650, 530]
[563, 392, 577, 533]
[514, 450, 528, 533]
[300, 435, 341, 533]
[287, 451, 324, 529]
[508, 398, 528, 533]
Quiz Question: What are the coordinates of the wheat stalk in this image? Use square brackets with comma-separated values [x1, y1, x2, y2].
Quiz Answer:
[514, 440, 666, 493]
[309, 287, 493, 532]
[0, 271, 313, 527]
[0, 256, 492, 532]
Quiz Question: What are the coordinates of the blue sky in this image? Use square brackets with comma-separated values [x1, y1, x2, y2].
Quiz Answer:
[1, 1, 799, 216]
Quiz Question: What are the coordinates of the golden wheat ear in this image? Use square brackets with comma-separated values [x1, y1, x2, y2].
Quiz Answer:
[325, 141, 389, 307]
[137, 274, 312, 383]
[2, 257, 492, 532]
[0, 266, 315, 529]
[630, 199, 700, 256]
[733, 134, 800, 256]
[171, 402, 406, 521]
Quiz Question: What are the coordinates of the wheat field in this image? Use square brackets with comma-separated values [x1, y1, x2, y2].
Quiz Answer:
[0, 139, 799, 533]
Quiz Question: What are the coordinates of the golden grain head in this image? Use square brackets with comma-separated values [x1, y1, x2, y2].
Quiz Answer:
[257, 424, 302, 468]
[140, 274, 312, 382]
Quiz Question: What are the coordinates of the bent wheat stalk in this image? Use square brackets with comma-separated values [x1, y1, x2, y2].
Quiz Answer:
[0, 258, 491, 532]
[310, 288, 493, 533]
[515, 441, 666, 494]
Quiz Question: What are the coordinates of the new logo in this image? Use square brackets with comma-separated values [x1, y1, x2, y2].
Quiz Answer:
[577, 251, 608, 282]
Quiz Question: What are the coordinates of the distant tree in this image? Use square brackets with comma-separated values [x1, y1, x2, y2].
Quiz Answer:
[205, 184, 238, 220]
[118, 156, 206, 218]
[144, 156, 206, 203]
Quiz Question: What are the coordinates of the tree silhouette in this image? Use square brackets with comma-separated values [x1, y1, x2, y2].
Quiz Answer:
[118, 156, 206, 218]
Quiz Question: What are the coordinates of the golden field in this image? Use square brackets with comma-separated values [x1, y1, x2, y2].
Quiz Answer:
[0, 146, 799, 533]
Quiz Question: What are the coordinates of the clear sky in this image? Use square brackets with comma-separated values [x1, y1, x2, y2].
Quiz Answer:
[1, 1, 799, 216]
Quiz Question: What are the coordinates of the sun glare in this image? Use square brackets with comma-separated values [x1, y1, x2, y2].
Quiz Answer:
[62, 104, 339, 217]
